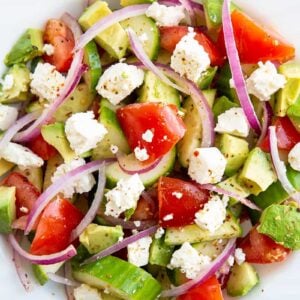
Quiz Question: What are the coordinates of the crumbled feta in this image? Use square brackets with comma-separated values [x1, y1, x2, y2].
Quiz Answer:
[194, 195, 228, 233]
[51, 158, 95, 198]
[215, 107, 250, 138]
[188, 147, 226, 184]
[227, 255, 235, 267]
[134, 147, 149, 161]
[0, 74, 14, 91]
[163, 213, 174, 221]
[155, 227, 165, 239]
[96, 63, 144, 105]
[145, 2, 186, 26]
[168, 242, 211, 279]
[65, 111, 107, 155]
[229, 78, 235, 89]
[127, 236, 152, 267]
[43, 43, 55, 56]
[19, 206, 29, 213]
[74, 284, 102, 300]
[105, 174, 145, 217]
[0, 142, 43, 169]
[170, 31, 211, 83]
[0, 104, 18, 131]
[142, 129, 154, 143]
[234, 248, 246, 265]
[30, 63, 66, 102]
[134, 220, 141, 227]
[172, 191, 183, 199]
[246, 61, 286, 101]
[110, 144, 119, 154]
[288, 143, 300, 171]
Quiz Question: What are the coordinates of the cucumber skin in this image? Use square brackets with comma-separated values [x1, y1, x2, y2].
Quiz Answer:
[73, 256, 162, 300]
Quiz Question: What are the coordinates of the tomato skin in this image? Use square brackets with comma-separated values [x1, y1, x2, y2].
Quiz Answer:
[177, 276, 223, 300]
[43, 19, 75, 72]
[117, 103, 186, 161]
[131, 194, 158, 221]
[217, 10, 295, 64]
[30, 198, 83, 255]
[158, 177, 209, 227]
[239, 227, 290, 264]
[159, 26, 225, 66]
[3, 172, 40, 218]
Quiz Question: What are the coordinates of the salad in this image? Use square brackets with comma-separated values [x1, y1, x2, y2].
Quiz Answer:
[0, 0, 299, 299]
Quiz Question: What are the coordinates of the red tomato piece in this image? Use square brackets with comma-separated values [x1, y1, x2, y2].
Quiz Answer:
[3, 172, 40, 218]
[158, 177, 209, 227]
[217, 10, 295, 64]
[30, 198, 83, 255]
[239, 227, 290, 264]
[43, 19, 75, 72]
[131, 194, 158, 221]
[117, 103, 186, 162]
[26, 133, 57, 160]
[177, 276, 223, 300]
[159, 26, 225, 66]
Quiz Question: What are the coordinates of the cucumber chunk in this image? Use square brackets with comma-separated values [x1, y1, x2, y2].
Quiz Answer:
[149, 237, 174, 267]
[0, 186, 16, 233]
[32, 262, 63, 285]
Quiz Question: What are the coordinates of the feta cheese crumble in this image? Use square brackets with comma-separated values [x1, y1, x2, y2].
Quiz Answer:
[110, 144, 119, 154]
[155, 227, 165, 239]
[96, 63, 144, 105]
[0, 74, 14, 91]
[215, 107, 250, 138]
[134, 220, 141, 227]
[288, 143, 300, 171]
[19, 206, 29, 214]
[163, 213, 174, 221]
[246, 61, 286, 101]
[134, 147, 149, 161]
[188, 147, 226, 184]
[170, 31, 211, 83]
[43, 43, 55, 56]
[0, 104, 18, 131]
[194, 195, 228, 233]
[128, 236, 152, 267]
[105, 174, 145, 217]
[172, 191, 183, 199]
[145, 2, 186, 26]
[74, 284, 102, 300]
[30, 63, 66, 102]
[65, 111, 107, 156]
[234, 248, 246, 265]
[51, 158, 95, 198]
[168, 242, 211, 279]
[142, 129, 154, 143]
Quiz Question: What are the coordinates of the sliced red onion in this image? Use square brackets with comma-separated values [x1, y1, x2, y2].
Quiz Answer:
[47, 272, 80, 287]
[179, 0, 196, 26]
[8, 233, 77, 265]
[257, 102, 273, 145]
[75, 4, 151, 51]
[269, 126, 300, 203]
[65, 262, 76, 300]
[161, 238, 236, 297]
[200, 183, 261, 211]
[82, 225, 158, 265]
[69, 164, 106, 242]
[159, 0, 203, 10]
[222, 0, 261, 135]
[61, 13, 83, 40]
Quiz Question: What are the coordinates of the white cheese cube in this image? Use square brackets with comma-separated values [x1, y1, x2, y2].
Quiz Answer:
[0, 74, 14, 91]
[127, 236, 152, 267]
[234, 248, 246, 265]
[74, 284, 102, 300]
[0, 104, 18, 131]
[288, 142, 300, 171]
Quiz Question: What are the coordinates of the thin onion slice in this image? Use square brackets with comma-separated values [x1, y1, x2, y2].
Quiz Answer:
[179, 0, 196, 26]
[161, 238, 236, 297]
[8, 233, 77, 265]
[159, 0, 203, 10]
[61, 13, 82, 40]
[222, 0, 261, 135]
[70, 164, 106, 242]
[65, 262, 76, 300]
[257, 102, 273, 145]
[47, 272, 79, 287]
[82, 225, 158, 265]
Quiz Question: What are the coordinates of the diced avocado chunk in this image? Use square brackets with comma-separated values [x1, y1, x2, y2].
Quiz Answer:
[0, 64, 30, 103]
[258, 204, 300, 250]
[213, 96, 238, 119]
[227, 262, 259, 297]
[197, 67, 218, 89]
[239, 147, 276, 195]
[79, 224, 124, 254]
[120, 0, 154, 6]
[79, 1, 128, 59]
[0, 186, 16, 233]
[4, 28, 43, 66]
[43, 154, 64, 191]
[13, 166, 43, 192]
[0, 159, 15, 177]
[32, 262, 63, 286]
[287, 100, 300, 132]
[72, 255, 162, 300]
[149, 237, 174, 267]
[137, 71, 180, 107]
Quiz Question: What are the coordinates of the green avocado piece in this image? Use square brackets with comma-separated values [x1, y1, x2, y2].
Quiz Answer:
[197, 67, 218, 89]
[215, 133, 249, 176]
[32, 262, 63, 285]
[43, 154, 64, 191]
[79, 223, 124, 254]
[4, 28, 43, 66]
[0, 159, 15, 177]
[258, 204, 300, 250]
[0, 186, 16, 233]
[79, 1, 128, 59]
[287, 100, 300, 132]
[13, 166, 43, 192]
[212, 96, 239, 119]
[149, 237, 174, 267]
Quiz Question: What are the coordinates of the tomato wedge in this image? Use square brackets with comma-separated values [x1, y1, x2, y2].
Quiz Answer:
[158, 177, 209, 227]
[43, 19, 75, 72]
[117, 103, 186, 162]
[30, 198, 83, 255]
[239, 227, 290, 264]
[177, 276, 223, 300]
[217, 10, 295, 64]
[159, 26, 225, 66]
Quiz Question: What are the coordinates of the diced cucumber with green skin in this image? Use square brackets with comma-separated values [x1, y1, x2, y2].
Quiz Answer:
[212, 96, 239, 119]
[43, 154, 64, 191]
[137, 71, 180, 107]
[4, 28, 43, 66]
[192, 239, 227, 259]
[197, 67, 218, 89]
[164, 212, 242, 245]
[0, 159, 15, 177]
[32, 262, 63, 286]
[102, 293, 122, 300]
[13, 166, 43, 192]
[105, 148, 176, 188]
[72, 256, 162, 300]
[121, 15, 160, 60]
[227, 262, 259, 297]
[83, 41, 102, 93]
[0, 186, 16, 233]
[149, 237, 174, 267]
[166, 268, 188, 287]
[228, 202, 243, 218]
[120, 0, 154, 7]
